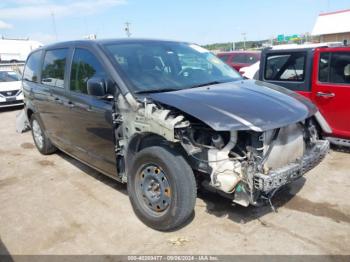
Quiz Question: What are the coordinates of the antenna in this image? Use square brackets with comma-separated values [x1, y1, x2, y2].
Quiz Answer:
[124, 22, 131, 37]
[51, 11, 58, 41]
[241, 32, 247, 50]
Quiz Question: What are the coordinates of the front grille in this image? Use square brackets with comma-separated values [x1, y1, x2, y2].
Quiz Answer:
[0, 90, 19, 97]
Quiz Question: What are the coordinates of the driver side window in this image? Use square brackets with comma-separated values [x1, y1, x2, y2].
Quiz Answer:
[70, 48, 107, 94]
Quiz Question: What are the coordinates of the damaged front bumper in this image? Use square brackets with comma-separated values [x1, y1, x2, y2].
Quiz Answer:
[253, 140, 330, 193]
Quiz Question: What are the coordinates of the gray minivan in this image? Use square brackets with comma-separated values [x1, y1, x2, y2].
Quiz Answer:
[23, 39, 329, 231]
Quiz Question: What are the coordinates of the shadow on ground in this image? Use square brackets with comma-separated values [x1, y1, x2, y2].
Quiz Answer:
[0, 106, 23, 114]
[0, 238, 13, 261]
[57, 150, 311, 227]
[57, 152, 127, 195]
[56, 151, 196, 231]
[197, 178, 306, 225]
[331, 144, 350, 154]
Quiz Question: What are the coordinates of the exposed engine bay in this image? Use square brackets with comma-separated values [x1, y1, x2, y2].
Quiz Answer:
[113, 93, 330, 208]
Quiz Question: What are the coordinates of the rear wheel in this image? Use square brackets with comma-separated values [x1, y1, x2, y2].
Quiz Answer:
[30, 114, 57, 155]
[127, 145, 196, 231]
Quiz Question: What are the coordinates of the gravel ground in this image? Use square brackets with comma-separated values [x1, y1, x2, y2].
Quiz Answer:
[0, 107, 349, 255]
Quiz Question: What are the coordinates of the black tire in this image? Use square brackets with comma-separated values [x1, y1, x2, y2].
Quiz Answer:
[127, 145, 196, 231]
[30, 114, 57, 155]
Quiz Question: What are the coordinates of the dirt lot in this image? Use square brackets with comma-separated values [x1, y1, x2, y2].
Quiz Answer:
[0, 107, 350, 255]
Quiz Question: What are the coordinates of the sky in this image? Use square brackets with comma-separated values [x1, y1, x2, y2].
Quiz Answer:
[0, 0, 349, 45]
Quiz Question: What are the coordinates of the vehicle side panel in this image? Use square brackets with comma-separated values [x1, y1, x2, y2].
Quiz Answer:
[312, 47, 350, 138]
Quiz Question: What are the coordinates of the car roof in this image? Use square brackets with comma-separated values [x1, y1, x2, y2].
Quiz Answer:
[264, 42, 346, 52]
[218, 51, 261, 55]
[35, 38, 190, 50]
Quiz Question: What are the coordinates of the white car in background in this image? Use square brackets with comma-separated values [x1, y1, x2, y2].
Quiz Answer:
[0, 70, 24, 108]
[239, 61, 260, 80]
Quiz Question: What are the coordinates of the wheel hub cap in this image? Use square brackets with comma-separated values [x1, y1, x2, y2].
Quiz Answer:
[139, 165, 171, 212]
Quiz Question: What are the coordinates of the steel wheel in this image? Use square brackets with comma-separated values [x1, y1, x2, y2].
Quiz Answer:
[32, 119, 44, 150]
[128, 146, 196, 231]
[136, 164, 171, 214]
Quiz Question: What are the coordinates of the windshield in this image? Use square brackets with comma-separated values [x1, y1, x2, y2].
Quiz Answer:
[0, 71, 21, 82]
[104, 41, 242, 93]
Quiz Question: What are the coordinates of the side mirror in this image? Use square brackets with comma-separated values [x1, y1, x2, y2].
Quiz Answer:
[87, 77, 116, 98]
[105, 78, 116, 96]
[87, 77, 106, 97]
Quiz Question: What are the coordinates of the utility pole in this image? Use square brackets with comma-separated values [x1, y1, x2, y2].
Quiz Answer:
[241, 32, 246, 50]
[124, 22, 131, 37]
[51, 11, 58, 41]
[327, 0, 330, 11]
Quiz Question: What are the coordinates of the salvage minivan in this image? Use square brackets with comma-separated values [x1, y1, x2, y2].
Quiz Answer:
[23, 39, 329, 231]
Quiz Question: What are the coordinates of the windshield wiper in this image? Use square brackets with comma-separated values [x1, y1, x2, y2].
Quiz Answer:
[134, 80, 232, 94]
[134, 88, 179, 94]
[188, 81, 226, 89]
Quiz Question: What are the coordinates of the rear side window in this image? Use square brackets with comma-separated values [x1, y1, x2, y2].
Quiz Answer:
[231, 54, 247, 63]
[232, 54, 259, 64]
[70, 48, 107, 94]
[246, 54, 259, 64]
[265, 52, 306, 82]
[23, 51, 42, 83]
[41, 49, 68, 88]
[318, 53, 330, 82]
[319, 52, 350, 84]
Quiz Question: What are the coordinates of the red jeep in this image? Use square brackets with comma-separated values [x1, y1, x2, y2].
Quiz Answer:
[259, 44, 350, 147]
[217, 51, 261, 71]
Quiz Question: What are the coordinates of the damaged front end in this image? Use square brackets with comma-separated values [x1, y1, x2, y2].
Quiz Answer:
[177, 119, 329, 208]
[112, 82, 329, 209]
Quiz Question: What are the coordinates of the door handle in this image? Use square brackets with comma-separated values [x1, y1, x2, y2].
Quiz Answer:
[67, 101, 75, 108]
[316, 92, 335, 98]
[53, 96, 63, 104]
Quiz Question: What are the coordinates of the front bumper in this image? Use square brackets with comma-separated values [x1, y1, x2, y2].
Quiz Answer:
[0, 94, 24, 108]
[253, 140, 330, 192]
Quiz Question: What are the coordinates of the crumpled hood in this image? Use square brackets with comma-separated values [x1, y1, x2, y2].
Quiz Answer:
[149, 80, 317, 132]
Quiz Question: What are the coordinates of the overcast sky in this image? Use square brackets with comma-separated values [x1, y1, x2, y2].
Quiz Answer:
[0, 0, 349, 45]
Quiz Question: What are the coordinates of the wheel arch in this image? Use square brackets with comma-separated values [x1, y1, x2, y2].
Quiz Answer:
[125, 132, 185, 172]
[26, 107, 34, 122]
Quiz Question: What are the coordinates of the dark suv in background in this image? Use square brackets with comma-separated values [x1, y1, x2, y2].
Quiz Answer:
[23, 39, 328, 231]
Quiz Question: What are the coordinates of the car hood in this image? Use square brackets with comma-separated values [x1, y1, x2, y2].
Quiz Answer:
[148, 80, 317, 132]
[0, 81, 21, 92]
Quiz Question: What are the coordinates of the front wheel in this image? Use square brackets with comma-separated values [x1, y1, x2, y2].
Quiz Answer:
[127, 145, 196, 231]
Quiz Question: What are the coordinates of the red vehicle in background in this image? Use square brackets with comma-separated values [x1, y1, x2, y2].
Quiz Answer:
[217, 51, 261, 71]
[259, 44, 350, 147]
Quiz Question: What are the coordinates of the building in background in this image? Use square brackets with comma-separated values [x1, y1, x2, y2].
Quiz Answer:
[312, 9, 350, 44]
[0, 37, 43, 63]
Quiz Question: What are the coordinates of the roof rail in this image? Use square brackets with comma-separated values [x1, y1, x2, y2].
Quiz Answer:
[269, 42, 343, 50]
